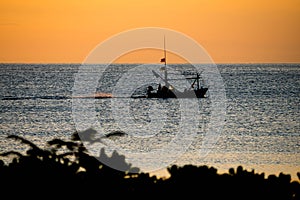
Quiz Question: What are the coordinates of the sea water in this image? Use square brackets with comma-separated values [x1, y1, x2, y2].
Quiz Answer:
[0, 63, 299, 180]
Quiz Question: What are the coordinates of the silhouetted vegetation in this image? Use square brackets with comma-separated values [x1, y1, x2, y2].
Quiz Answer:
[0, 133, 299, 200]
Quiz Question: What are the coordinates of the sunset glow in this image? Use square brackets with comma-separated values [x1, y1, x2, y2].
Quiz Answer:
[1, 0, 299, 63]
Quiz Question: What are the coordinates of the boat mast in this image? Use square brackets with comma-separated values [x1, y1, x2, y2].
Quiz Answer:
[163, 35, 169, 87]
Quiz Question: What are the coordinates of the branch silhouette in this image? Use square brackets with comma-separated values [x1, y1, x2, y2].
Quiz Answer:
[0, 132, 299, 200]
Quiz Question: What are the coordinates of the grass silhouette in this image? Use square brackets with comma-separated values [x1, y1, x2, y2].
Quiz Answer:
[0, 132, 299, 199]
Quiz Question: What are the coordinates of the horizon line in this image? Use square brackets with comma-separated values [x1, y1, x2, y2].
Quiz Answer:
[1, 61, 300, 65]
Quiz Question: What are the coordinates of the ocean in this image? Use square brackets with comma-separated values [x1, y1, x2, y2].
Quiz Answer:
[0, 63, 299, 180]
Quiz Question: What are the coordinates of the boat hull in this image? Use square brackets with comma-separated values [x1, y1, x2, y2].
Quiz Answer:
[147, 87, 208, 98]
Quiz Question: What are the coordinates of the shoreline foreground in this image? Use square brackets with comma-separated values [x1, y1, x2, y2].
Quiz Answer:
[0, 133, 299, 199]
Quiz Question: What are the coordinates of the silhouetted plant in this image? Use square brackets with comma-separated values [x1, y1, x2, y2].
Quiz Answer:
[0, 132, 299, 199]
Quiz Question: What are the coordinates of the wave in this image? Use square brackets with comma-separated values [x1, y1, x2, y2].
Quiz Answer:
[1, 93, 114, 100]
[1, 96, 70, 100]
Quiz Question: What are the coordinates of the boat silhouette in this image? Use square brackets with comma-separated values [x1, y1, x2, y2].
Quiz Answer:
[132, 36, 208, 99]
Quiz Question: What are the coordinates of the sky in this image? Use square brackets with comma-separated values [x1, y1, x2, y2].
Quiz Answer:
[0, 0, 299, 63]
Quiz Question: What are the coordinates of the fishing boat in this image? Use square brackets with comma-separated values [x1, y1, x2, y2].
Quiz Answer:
[131, 37, 208, 99]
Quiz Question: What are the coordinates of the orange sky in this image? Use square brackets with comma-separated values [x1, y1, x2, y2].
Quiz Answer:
[1, 0, 299, 63]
